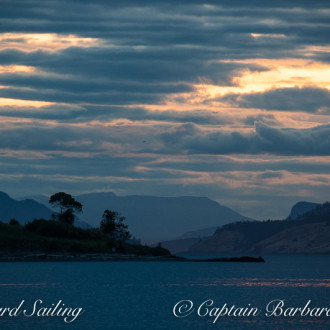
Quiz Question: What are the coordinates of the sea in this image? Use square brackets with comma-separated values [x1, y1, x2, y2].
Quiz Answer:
[0, 254, 329, 329]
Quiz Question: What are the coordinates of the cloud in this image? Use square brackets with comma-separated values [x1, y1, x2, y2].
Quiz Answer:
[0, 103, 232, 126]
[256, 170, 284, 179]
[0, 1, 329, 106]
[161, 123, 330, 156]
[0, 0, 329, 220]
[0, 48, 268, 105]
[222, 87, 330, 112]
[4, 117, 326, 159]
[244, 114, 278, 126]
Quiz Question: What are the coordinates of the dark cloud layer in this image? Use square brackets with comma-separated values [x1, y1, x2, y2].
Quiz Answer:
[0, 104, 230, 126]
[0, 48, 266, 105]
[1, 1, 330, 107]
[221, 87, 330, 112]
[0, 0, 329, 219]
[161, 123, 330, 156]
[1, 120, 329, 157]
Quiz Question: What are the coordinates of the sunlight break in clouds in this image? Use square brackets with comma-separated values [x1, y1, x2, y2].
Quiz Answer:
[175, 59, 330, 101]
[0, 0, 329, 220]
[0, 33, 102, 52]
[0, 98, 54, 107]
[0, 65, 35, 73]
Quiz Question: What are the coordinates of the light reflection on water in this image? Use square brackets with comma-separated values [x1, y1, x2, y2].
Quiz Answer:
[195, 278, 330, 288]
[0, 255, 329, 329]
[0, 283, 53, 288]
[1, 278, 329, 289]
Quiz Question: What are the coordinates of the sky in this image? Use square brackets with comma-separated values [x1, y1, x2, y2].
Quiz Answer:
[0, 0, 329, 219]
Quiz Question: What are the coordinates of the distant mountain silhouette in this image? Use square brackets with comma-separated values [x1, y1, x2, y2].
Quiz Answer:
[73, 192, 253, 242]
[9, 193, 90, 228]
[188, 202, 330, 254]
[0, 191, 52, 224]
[14, 192, 252, 241]
[160, 226, 218, 254]
[286, 201, 320, 220]
[18, 194, 49, 206]
[160, 237, 202, 254]
[178, 227, 218, 239]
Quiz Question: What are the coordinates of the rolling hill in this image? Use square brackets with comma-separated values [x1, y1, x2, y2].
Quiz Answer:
[286, 201, 320, 220]
[0, 191, 52, 224]
[188, 202, 330, 254]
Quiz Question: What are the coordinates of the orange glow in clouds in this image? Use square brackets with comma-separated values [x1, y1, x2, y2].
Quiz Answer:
[0, 32, 329, 123]
[195, 59, 330, 98]
[0, 98, 54, 108]
[0, 33, 101, 52]
[0, 65, 35, 73]
[149, 58, 330, 118]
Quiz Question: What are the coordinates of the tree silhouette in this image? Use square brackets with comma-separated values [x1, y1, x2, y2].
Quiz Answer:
[9, 218, 20, 226]
[100, 209, 131, 241]
[49, 192, 82, 225]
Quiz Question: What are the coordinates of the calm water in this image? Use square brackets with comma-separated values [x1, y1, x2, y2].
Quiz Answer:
[0, 255, 329, 329]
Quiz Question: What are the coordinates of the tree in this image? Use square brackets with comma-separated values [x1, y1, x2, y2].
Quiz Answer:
[58, 209, 75, 225]
[9, 219, 20, 226]
[49, 192, 82, 225]
[100, 209, 131, 241]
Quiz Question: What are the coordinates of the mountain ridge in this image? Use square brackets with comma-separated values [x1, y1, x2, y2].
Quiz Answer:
[17, 191, 253, 242]
[188, 202, 330, 254]
[286, 201, 320, 220]
[0, 191, 52, 224]
[76, 192, 252, 242]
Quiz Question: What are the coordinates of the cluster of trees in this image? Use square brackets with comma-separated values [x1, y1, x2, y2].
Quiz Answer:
[2, 192, 172, 256]
[49, 192, 131, 242]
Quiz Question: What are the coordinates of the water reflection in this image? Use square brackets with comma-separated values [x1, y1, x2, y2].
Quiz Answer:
[195, 278, 330, 288]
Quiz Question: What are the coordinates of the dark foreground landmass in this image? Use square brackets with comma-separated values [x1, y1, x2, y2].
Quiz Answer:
[0, 220, 264, 262]
[194, 256, 265, 263]
[0, 253, 264, 263]
[0, 220, 171, 256]
[0, 253, 180, 262]
[0, 221, 172, 261]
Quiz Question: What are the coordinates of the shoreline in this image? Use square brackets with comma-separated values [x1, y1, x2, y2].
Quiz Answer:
[0, 253, 265, 262]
